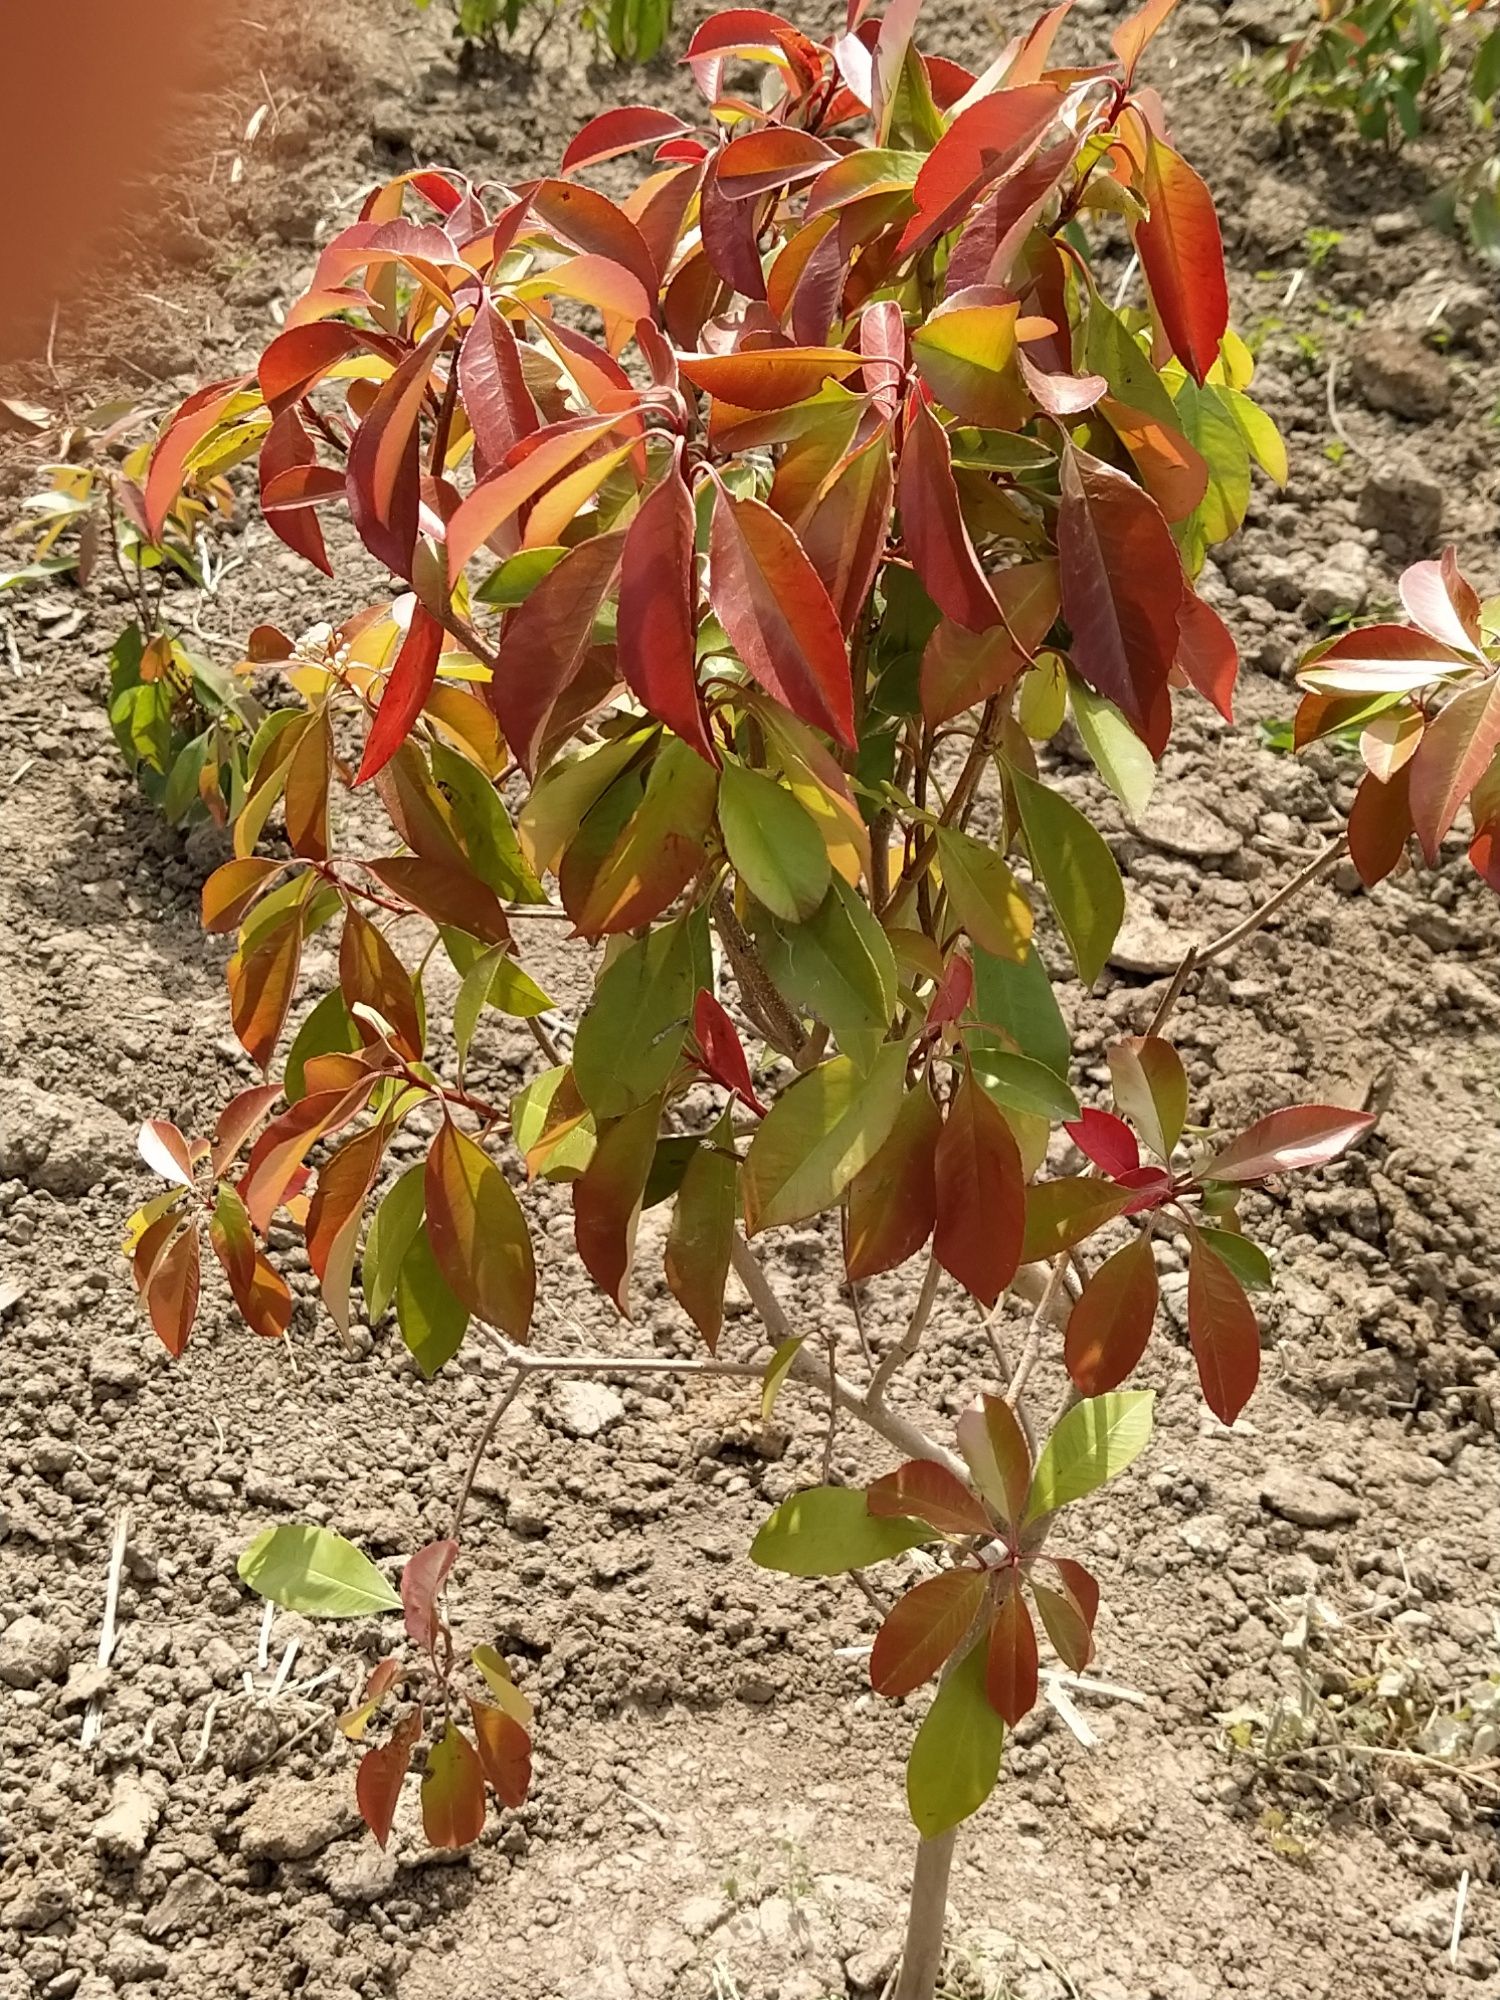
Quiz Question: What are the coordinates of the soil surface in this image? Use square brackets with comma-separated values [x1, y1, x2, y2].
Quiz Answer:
[2, 4, 1499, 2000]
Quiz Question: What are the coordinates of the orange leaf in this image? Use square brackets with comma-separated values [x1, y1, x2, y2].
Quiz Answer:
[1348, 763, 1413, 888]
[421, 1723, 486, 1850]
[1135, 135, 1228, 386]
[469, 1698, 532, 1809]
[144, 1221, 200, 1358]
[985, 1582, 1039, 1726]
[202, 857, 286, 935]
[340, 906, 423, 1062]
[867, 1460, 994, 1539]
[871, 1569, 989, 1697]
[932, 1072, 1024, 1308]
[227, 912, 303, 1071]
[1064, 1233, 1158, 1395]
[356, 607, 445, 787]
[424, 1122, 536, 1339]
[572, 1099, 661, 1314]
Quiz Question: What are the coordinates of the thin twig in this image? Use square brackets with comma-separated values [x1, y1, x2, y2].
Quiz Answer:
[1326, 356, 1368, 464]
[526, 1014, 564, 1065]
[730, 1236, 966, 1480]
[1149, 836, 1348, 1042]
[867, 1253, 942, 1409]
[82, 1510, 130, 1751]
[1005, 1256, 1069, 1412]
[451, 1365, 526, 1542]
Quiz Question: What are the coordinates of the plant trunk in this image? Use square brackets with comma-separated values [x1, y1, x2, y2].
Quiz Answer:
[894, 1825, 956, 2000]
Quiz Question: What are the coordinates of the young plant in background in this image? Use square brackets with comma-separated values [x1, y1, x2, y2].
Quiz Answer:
[1253, 0, 1500, 257]
[2, 400, 259, 824]
[120, 0, 1428, 1989]
[413, 0, 672, 69]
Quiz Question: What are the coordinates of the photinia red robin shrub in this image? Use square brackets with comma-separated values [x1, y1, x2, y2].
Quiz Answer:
[120, 0, 1442, 1983]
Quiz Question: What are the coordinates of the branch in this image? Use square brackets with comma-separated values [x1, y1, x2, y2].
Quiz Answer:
[867, 1252, 942, 1409]
[712, 889, 809, 1061]
[1004, 1254, 1070, 1413]
[730, 1235, 967, 1482]
[1150, 833, 1348, 1041]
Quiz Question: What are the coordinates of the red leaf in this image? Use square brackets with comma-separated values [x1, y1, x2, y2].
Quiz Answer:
[1135, 135, 1227, 385]
[717, 128, 837, 200]
[1186, 1232, 1259, 1425]
[258, 322, 363, 412]
[1471, 821, 1500, 892]
[926, 952, 974, 1034]
[561, 106, 692, 175]
[693, 991, 765, 1113]
[421, 1723, 487, 1850]
[1296, 622, 1474, 696]
[228, 913, 303, 1071]
[468, 1698, 532, 1809]
[425, 1121, 536, 1338]
[945, 136, 1079, 293]
[305, 1123, 387, 1334]
[1400, 549, 1485, 657]
[1113, 0, 1181, 76]
[573, 1100, 659, 1313]
[528, 179, 660, 303]
[238, 1079, 379, 1235]
[707, 488, 855, 748]
[898, 84, 1068, 258]
[1057, 445, 1180, 753]
[898, 399, 999, 633]
[345, 321, 450, 579]
[259, 408, 332, 576]
[867, 1460, 994, 1538]
[457, 303, 538, 482]
[845, 1085, 941, 1281]
[211, 1084, 283, 1176]
[699, 156, 769, 297]
[956, 1393, 1031, 1532]
[144, 1222, 200, 1358]
[353, 608, 443, 787]
[1175, 590, 1238, 722]
[1407, 679, 1500, 864]
[1202, 1105, 1375, 1183]
[1064, 1108, 1139, 1180]
[985, 1582, 1039, 1727]
[489, 532, 625, 775]
[340, 905, 423, 1061]
[357, 1708, 421, 1849]
[796, 428, 895, 637]
[1064, 1234, 1159, 1395]
[1030, 1576, 1093, 1672]
[145, 377, 249, 543]
[618, 449, 716, 765]
[363, 858, 513, 948]
[1348, 763, 1413, 888]
[208, 1185, 294, 1340]
[933, 1070, 1024, 1308]
[400, 1540, 458, 1654]
[871, 1569, 989, 1698]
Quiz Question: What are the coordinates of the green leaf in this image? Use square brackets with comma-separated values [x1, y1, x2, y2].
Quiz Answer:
[511, 1065, 597, 1179]
[237, 1523, 401, 1618]
[1174, 379, 1252, 557]
[162, 732, 210, 825]
[395, 1223, 469, 1377]
[1068, 677, 1157, 819]
[761, 1336, 805, 1422]
[742, 1043, 907, 1233]
[1197, 1226, 1272, 1292]
[285, 989, 362, 1102]
[573, 903, 711, 1119]
[719, 761, 831, 923]
[1009, 765, 1124, 987]
[1222, 387, 1288, 489]
[906, 1638, 1004, 1837]
[760, 875, 897, 1069]
[1024, 1390, 1154, 1523]
[431, 741, 544, 902]
[474, 544, 569, 607]
[361, 1163, 426, 1324]
[935, 826, 1033, 960]
[750, 1486, 935, 1576]
[967, 1048, 1079, 1123]
[971, 943, 1071, 1079]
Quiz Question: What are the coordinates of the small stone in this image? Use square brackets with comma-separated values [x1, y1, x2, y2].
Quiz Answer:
[102, 1933, 168, 1985]
[370, 98, 415, 149]
[6, 1871, 75, 1931]
[58, 1662, 110, 1712]
[1351, 330, 1451, 422]
[91, 1775, 164, 1862]
[1131, 798, 1238, 861]
[1108, 911, 1197, 976]
[1390, 1892, 1454, 1947]
[1259, 1466, 1360, 1529]
[1357, 452, 1444, 549]
[551, 1380, 626, 1440]
[1303, 538, 1371, 622]
[1401, 1794, 1453, 1847]
[320, 1844, 399, 1905]
[845, 1936, 901, 1991]
[680, 1893, 729, 1940]
[236, 1777, 357, 1861]
[143, 1868, 222, 1940]
[89, 1348, 144, 1400]
[0, 1080, 134, 1194]
[1371, 209, 1420, 242]
[0, 1613, 70, 1687]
